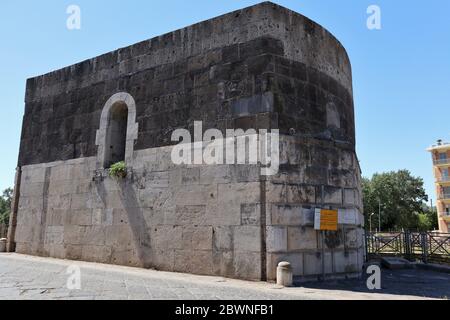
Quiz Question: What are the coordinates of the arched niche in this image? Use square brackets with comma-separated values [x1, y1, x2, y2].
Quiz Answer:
[95, 92, 138, 169]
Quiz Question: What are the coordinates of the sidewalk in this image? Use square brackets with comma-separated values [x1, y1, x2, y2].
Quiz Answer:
[0, 253, 446, 300]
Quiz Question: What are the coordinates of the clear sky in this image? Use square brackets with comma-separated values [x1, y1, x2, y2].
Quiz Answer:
[1, 0, 449, 203]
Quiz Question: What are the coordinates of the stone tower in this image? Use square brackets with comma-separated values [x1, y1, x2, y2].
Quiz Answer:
[9, 2, 364, 281]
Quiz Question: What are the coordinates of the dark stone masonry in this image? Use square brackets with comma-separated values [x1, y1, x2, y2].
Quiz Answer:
[10, 2, 364, 282]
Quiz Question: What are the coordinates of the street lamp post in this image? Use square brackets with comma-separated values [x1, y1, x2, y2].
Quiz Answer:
[370, 212, 375, 233]
[378, 199, 382, 233]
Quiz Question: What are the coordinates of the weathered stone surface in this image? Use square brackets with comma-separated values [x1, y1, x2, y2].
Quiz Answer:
[12, 2, 363, 282]
[266, 226, 288, 253]
[233, 226, 261, 252]
[287, 227, 317, 251]
[271, 205, 303, 225]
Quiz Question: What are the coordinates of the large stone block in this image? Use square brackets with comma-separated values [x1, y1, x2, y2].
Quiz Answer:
[70, 193, 91, 210]
[230, 165, 260, 183]
[20, 182, 45, 197]
[334, 250, 360, 274]
[287, 227, 317, 251]
[240, 203, 260, 225]
[266, 226, 287, 253]
[105, 225, 135, 249]
[181, 226, 213, 251]
[63, 225, 84, 245]
[67, 209, 92, 226]
[218, 183, 260, 224]
[152, 225, 183, 250]
[212, 250, 235, 277]
[322, 186, 343, 205]
[48, 179, 74, 196]
[174, 249, 213, 275]
[207, 202, 241, 226]
[22, 166, 46, 184]
[233, 226, 260, 252]
[233, 251, 261, 280]
[80, 226, 107, 246]
[271, 204, 303, 225]
[110, 248, 142, 267]
[144, 171, 170, 188]
[304, 252, 332, 276]
[200, 166, 232, 185]
[92, 208, 114, 226]
[338, 208, 358, 226]
[174, 205, 207, 226]
[213, 226, 233, 251]
[138, 187, 172, 208]
[175, 184, 217, 206]
[343, 188, 357, 205]
[81, 245, 112, 263]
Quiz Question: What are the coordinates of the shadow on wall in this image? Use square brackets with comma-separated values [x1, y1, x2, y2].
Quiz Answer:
[94, 178, 154, 268]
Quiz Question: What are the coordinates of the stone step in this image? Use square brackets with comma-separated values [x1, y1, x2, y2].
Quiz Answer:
[381, 257, 413, 270]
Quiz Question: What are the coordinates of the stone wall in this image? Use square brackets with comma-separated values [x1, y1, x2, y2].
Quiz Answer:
[13, 2, 364, 281]
[15, 143, 265, 280]
[15, 135, 363, 281]
[265, 136, 364, 281]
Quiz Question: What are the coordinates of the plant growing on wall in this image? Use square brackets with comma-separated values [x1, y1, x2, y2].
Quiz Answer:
[109, 161, 127, 179]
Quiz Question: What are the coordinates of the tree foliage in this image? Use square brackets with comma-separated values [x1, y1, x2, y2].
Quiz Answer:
[362, 170, 436, 231]
[0, 188, 13, 225]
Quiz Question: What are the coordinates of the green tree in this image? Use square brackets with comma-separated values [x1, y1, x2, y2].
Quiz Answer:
[419, 203, 439, 231]
[0, 188, 13, 225]
[362, 170, 429, 231]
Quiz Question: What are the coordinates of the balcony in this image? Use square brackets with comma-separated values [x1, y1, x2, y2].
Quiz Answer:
[438, 193, 450, 203]
[433, 158, 450, 166]
[436, 176, 450, 185]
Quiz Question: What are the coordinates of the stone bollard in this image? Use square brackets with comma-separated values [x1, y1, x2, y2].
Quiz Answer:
[276, 261, 293, 287]
[0, 238, 7, 253]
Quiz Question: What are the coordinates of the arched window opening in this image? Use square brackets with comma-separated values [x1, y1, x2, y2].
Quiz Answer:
[96, 92, 138, 170]
[104, 102, 128, 168]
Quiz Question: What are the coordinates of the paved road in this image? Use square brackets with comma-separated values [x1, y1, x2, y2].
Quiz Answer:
[0, 253, 445, 300]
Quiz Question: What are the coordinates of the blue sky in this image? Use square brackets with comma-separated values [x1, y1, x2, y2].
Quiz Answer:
[1, 0, 449, 203]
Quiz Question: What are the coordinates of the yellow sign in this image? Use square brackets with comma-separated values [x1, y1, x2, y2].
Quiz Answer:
[314, 209, 338, 231]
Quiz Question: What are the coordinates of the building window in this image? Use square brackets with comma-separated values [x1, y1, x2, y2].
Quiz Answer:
[442, 168, 449, 179]
[442, 187, 450, 200]
[439, 152, 447, 160]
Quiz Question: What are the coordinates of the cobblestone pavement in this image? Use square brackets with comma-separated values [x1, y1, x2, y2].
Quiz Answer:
[0, 254, 444, 300]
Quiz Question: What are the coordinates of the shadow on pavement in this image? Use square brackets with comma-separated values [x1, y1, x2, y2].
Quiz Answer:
[298, 268, 450, 299]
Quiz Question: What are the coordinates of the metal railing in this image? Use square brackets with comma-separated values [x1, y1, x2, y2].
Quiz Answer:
[365, 231, 450, 264]
[434, 158, 450, 165]
[436, 176, 450, 183]
[438, 193, 450, 200]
